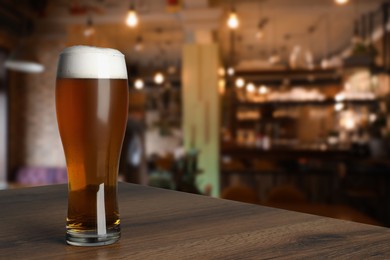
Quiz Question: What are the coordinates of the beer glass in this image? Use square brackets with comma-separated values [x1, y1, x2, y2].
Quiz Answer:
[56, 46, 128, 246]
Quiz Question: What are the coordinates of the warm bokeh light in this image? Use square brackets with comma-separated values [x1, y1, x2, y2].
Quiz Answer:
[235, 77, 245, 88]
[167, 65, 176, 74]
[83, 17, 95, 37]
[154, 72, 164, 84]
[134, 78, 144, 89]
[218, 79, 226, 94]
[227, 67, 235, 76]
[269, 53, 281, 64]
[334, 102, 344, 111]
[321, 58, 329, 69]
[246, 82, 256, 93]
[227, 11, 239, 29]
[134, 36, 143, 51]
[334, 0, 349, 5]
[259, 85, 268, 94]
[369, 113, 377, 122]
[335, 93, 345, 102]
[218, 67, 225, 77]
[83, 27, 95, 37]
[126, 9, 138, 27]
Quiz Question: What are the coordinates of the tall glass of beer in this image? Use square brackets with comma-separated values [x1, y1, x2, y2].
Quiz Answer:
[56, 46, 128, 246]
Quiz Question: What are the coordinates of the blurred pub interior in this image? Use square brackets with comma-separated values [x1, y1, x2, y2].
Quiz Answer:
[1, 0, 390, 227]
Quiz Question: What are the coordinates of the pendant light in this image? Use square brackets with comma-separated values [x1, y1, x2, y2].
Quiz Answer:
[126, 3, 138, 27]
[5, 54, 44, 73]
[227, 7, 239, 29]
[334, 0, 349, 5]
[321, 15, 331, 69]
[256, 18, 269, 40]
[83, 15, 95, 37]
[5, 32, 44, 73]
[134, 35, 143, 52]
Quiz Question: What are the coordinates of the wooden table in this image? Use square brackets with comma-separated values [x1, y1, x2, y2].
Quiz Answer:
[0, 183, 389, 259]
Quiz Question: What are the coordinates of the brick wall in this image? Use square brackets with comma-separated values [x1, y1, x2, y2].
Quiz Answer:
[8, 36, 67, 175]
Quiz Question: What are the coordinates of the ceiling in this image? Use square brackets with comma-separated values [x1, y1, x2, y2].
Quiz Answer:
[18, 0, 388, 70]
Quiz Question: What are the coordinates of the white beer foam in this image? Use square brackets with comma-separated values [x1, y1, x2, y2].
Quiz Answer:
[57, 46, 128, 79]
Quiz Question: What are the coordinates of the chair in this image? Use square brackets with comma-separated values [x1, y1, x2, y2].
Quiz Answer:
[221, 185, 259, 204]
[267, 184, 307, 204]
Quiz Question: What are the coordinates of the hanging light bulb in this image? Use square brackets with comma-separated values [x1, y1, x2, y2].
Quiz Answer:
[255, 18, 268, 40]
[227, 7, 239, 29]
[134, 35, 143, 51]
[126, 4, 138, 27]
[84, 15, 95, 37]
[154, 72, 164, 84]
[334, 0, 349, 5]
[134, 78, 144, 89]
[235, 77, 245, 88]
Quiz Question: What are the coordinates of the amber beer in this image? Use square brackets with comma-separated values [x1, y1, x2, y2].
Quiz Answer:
[56, 46, 128, 246]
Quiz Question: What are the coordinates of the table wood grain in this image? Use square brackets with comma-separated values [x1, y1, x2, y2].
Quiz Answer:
[0, 183, 389, 259]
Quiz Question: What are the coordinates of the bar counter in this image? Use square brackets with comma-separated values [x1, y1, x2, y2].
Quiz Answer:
[0, 183, 389, 258]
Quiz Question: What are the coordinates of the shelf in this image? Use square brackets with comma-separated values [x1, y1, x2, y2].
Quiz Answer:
[222, 146, 353, 160]
[227, 78, 341, 87]
[235, 118, 295, 127]
[235, 68, 338, 77]
[235, 99, 379, 108]
[230, 68, 342, 87]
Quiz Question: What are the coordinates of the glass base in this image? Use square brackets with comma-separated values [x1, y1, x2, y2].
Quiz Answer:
[66, 226, 120, 247]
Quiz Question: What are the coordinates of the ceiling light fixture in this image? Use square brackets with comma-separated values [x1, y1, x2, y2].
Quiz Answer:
[134, 35, 143, 51]
[227, 7, 239, 29]
[84, 15, 95, 37]
[4, 20, 44, 74]
[255, 18, 268, 40]
[334, 0, 349, 5]
[126, 4, 138, 27]
[5, 43, 44, 73]
[4, 58, 44, 73]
